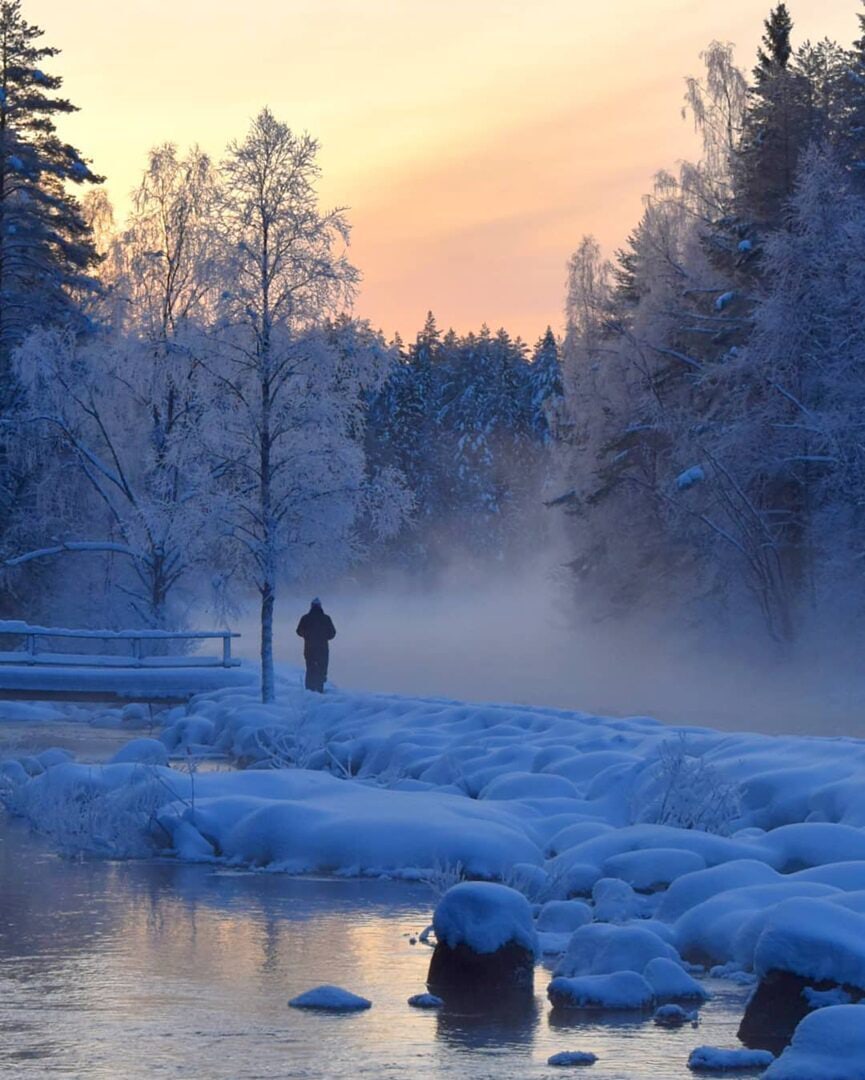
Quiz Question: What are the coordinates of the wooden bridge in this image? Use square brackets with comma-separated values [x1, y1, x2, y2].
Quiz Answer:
[0, 621, 255, 704]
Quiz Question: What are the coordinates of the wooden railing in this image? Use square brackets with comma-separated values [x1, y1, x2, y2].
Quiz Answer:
[0, 622, 241, 669]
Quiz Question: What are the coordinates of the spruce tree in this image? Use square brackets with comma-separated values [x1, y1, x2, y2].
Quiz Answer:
[754, 3, 793, 81]
[0, 0, 101, 391]
[530, 328, 563, 443]
[736, 4, 806, 227]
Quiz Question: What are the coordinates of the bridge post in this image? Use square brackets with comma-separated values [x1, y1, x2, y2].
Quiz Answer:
[222, 634, 232, 668]
[26, 634, 36, 665]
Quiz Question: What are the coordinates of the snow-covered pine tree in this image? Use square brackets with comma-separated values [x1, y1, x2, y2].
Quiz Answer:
[529, 327, 563, 443]
[735, 4, 809, 230]
[0, 0, 101, 390]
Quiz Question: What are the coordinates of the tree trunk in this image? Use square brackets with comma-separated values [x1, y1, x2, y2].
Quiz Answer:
[260, 578, 275, 703]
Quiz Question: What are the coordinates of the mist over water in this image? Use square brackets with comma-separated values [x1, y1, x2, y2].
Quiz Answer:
[235, 560, 865, 739]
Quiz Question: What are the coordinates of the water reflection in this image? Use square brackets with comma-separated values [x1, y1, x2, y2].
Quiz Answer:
[435, 997, 540, 1051]
[0, 811, 755, 1079]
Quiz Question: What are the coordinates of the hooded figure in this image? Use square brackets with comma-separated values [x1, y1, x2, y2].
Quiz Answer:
[296, 598, 336, 693]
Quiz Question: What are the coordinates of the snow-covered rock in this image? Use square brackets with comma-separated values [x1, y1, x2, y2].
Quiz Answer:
[111, 738, 170, 766]
[653, 1003, 698, 1026]
[643, 957, 709, 1001]
[547, 1050, 598, 1067]
[288, 985, 371, 1011]
[554, 923, 679, 978]
[548, 972, 655, 1011]
[687, 1046, 775, 1072]
[764, 1005, 865, 1079]
[428, 882, 537, 998]
[407, 992, 442, 1009]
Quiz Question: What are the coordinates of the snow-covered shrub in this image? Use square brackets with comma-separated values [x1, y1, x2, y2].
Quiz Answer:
[9, 763, 184, 858]
[633, 734, 742, 835]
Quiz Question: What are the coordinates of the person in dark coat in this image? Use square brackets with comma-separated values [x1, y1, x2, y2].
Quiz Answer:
[296, 598, 336, 692]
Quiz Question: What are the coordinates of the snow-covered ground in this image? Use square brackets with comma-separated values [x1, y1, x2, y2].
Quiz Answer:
[3, 670, 865, 1074]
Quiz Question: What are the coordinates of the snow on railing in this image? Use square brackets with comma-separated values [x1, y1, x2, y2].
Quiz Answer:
[0, 622, 241, 669]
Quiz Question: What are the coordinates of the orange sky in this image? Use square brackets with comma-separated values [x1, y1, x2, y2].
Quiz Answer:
[28, 0, 860, 343]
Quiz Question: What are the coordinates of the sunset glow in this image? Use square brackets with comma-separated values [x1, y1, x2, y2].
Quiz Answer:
[27, 0, 861, 339]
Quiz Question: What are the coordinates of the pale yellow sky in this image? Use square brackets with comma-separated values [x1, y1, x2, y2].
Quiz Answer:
[28, 0, 860, 342]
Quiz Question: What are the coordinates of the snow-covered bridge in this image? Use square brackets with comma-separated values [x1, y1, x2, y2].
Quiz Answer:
[0, 622, 255, 704]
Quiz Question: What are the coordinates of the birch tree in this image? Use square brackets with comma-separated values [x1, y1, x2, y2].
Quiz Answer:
[208, 108, 390, 702]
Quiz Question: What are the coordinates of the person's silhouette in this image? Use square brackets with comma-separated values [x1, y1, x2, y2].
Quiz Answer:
[296, 598, 336, 692]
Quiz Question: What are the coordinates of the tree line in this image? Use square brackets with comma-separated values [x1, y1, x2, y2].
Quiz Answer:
[558, 2, 865, 643]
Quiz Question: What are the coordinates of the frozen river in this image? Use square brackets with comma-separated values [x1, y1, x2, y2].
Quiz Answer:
[0, 720, 757, 1079]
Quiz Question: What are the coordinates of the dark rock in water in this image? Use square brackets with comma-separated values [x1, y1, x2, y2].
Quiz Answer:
[427, 939, 535, 1001]
[738, 969, 863, 1055]
[427, 881, 537, 1005]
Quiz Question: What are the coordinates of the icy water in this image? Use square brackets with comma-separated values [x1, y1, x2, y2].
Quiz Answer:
[0, 721, 757, 1080]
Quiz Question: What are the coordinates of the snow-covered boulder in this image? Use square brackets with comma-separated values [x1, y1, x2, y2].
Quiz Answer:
[111, 738, 170, 767]
[548, 972, 654, 1011]
[120, 703, 152, 730]
[36, 747, 74, 769]
[643, 957, 709, 1002]
[763, 1005, 865, 1079]
[160, 715, 216, 752]
[591, 877, 641, 923]
[537, 900, 593, 934]
[687, 1046, 775, 1072]
[653, 1003, 697, 1026]
[738, 899, 865, 1052]
[554, 923, 680, 979]
[602, 848, 706, 892]
[428, 882, 537, 999]
[288, 985, 371, 1011]
[407, 992, 442, 1009]
[547, 1050, 598, 1067]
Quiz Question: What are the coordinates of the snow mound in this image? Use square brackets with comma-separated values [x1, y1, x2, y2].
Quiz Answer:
[591, 877, 641, 923]
[555, 923, 679, 978]
[407, 993, 443, 1009]
[687, 1046, 775, 1072]
[433, 882, 537, 955]
[602, 848, 707, 891]
[547, 1050, 598, 1067]
[654, 1003, 698, 1026]
[764, 1005, 865, 1079]
[111, 738, 170, 766]
[754, 899, 865, 989]
[548, 972, 654, 1010]
[536, 900, 592, 933]
[643, 957, 709, 1001]
[288, 985, 372, 1011]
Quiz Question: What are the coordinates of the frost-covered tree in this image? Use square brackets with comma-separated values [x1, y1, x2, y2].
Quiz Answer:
[0, 0, 101, 388]
[702, 148, 865, 632]
[6, 328, 221, 627]
[118, 144, 218, 341]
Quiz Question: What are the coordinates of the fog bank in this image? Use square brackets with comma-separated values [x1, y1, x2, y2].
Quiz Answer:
[234, 564, 865, 738]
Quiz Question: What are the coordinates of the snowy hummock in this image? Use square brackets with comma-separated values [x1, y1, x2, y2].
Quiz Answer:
[9, 675, 865, 999]
[288, 986, 371, 1011]
[547, 1050, 598, 1067]
[407, 993, 443, 1009]
[687, 1047, 775, 1072]
[764, 1005, 865, 1079]
[643, 957, 709, 1001]
[554, 923, 680, 979]
[548, 972, 655, 1010]
[753, 899, 865, 990]
[654, 1003, 698, 1026]
[433, 882, 537, 955]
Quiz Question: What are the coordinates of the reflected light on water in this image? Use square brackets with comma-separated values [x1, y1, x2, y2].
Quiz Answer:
[0, 817, 757, 1079]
